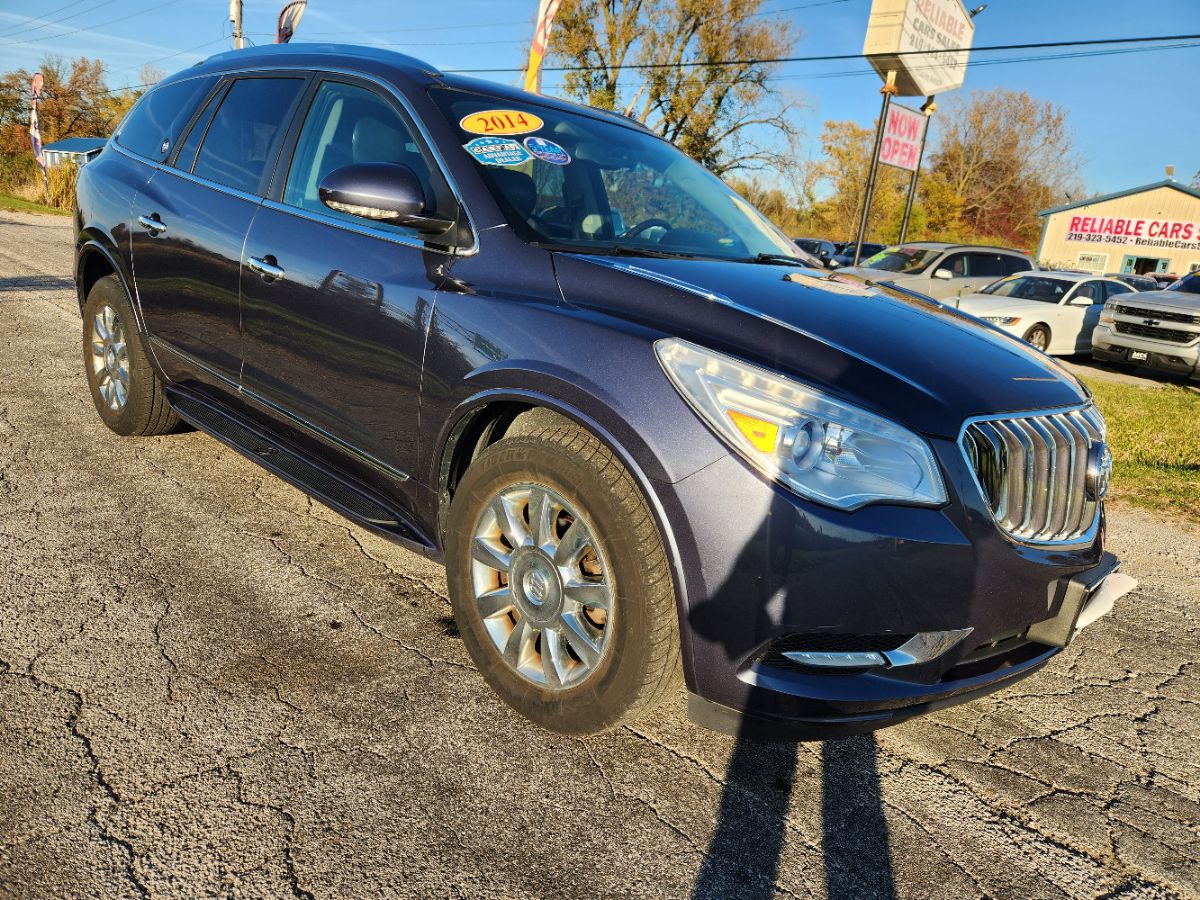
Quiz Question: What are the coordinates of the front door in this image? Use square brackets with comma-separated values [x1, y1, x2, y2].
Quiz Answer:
[238, 77, 461, 493]
[131, 75, 306, 393]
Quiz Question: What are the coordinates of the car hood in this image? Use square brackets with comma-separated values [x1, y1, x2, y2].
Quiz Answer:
[1115, 289, 1200, 311]
[954, 294, 1061, 317]
[552, 254, 1087, 439]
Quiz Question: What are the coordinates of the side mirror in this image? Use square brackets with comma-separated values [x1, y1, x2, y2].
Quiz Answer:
[827, 258, 840, 269]
[1069, 296, 1094, 306]
[318, 163, 453, 235]
[933, 268, 953, 280]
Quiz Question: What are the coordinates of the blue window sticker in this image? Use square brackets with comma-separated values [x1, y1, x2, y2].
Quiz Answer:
[463, 136, 531, 167]
[523, 136, 571, 166]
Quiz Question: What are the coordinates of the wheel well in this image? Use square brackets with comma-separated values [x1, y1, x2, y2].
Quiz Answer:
[437, 402, 576, 543]
[78, 249, 116, 312]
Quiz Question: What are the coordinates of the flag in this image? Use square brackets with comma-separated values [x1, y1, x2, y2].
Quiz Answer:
[29, 72, 48, 196]
[275, 0, 307, 43]
[523, 0, 563, 94]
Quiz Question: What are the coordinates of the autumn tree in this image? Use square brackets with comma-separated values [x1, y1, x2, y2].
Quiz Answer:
[921, 88, 1081, 249]
[0, 56, 143, 157]
[545, 0, 804, 176]
[805, 118, 911, 243]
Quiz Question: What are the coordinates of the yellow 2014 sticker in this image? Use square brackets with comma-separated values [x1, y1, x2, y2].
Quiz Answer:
[459, 109, 544, 136]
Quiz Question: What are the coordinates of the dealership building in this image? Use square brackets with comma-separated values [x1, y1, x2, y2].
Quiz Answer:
[1036, 179, 1200, 277]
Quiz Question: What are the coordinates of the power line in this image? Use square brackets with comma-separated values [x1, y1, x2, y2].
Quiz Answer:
[0, 0, 97, 37]
[0, 0, 187, 47]
[449, 32, 1200, 74]
[0, 0, 122, 40]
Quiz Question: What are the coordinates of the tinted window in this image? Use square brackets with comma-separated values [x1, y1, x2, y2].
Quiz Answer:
[172, 87, 223, 172]
[283, 80, 441, 226]
[193, 77, 304, 194]
[981, 275, 1071, 303]
[116, 76, 216, 161]
[967, 252, 1008, 278]
[1103, 281, 1132, 300]
[1003, 254, 1033, 274]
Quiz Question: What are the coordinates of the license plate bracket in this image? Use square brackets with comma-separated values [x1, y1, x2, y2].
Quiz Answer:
[1130, 350, 1149, 362]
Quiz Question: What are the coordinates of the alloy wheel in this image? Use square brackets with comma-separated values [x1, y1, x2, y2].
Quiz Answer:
[469, 482, 613, 689]
[90, 304, 130, 412]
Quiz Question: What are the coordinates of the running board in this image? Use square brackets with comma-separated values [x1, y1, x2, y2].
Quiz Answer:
[168, 391, 429, 547]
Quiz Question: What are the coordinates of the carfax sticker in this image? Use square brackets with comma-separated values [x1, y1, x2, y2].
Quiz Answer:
[459, 109, 545, 136]
[523, 136, 570, 165]
[463, 136, 532, 167]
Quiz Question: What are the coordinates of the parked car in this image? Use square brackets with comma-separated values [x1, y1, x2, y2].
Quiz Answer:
[837, 242, 1035, 301]
[1092, 271, 1200, 379]
[828, 241, 886, 268]
[1107, 272, 1161, 292]
[956, 272, 1133, 355]
[1152, 273, 1179, 287]
[73, 43, 1133, 739]
[793, 237, 837, 267]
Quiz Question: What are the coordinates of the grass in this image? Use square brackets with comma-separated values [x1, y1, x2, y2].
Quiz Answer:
[0, 192, 71, 216]
[1082, 377, 1200, 523]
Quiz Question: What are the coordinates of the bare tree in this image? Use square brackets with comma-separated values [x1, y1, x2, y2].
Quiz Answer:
[545, 0, 804, 177]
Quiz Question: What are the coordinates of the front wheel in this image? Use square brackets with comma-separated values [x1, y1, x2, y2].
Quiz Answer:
[1022, 324, 1051, 353]
[445, 419, 680, 733]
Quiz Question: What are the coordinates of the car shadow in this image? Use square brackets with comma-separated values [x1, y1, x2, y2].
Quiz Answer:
[688, 517, 898, 899]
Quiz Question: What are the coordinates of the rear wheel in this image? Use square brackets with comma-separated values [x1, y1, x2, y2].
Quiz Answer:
[1022, 324, 1051, 353]
[82, 274, 181, 436]
[446, 418, 680, 733]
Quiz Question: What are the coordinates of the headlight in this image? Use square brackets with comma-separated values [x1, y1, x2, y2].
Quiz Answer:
[982, 315, 1021, 326]
[1099, 304, 1115, 324]
[655, 338, 947, 510]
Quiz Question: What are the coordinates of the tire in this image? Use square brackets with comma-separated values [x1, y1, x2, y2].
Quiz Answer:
[82, 274, 181, 436]
[1022, 324, 1051, 353]
[445, 418, 680, 733]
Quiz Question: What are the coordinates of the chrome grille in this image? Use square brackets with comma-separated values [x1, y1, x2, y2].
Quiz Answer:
[961, 406, 1105, 544]
[1113, 304, 1198, 325]
[1114, 321, 1196, 344]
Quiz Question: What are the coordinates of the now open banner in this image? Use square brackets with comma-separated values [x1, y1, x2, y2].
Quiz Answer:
[879, 104, 925, 173]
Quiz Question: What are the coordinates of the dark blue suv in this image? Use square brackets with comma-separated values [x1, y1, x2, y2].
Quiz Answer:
[73, 44, 1133, 739]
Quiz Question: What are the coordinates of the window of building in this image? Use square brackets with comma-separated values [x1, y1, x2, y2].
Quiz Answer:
[1076, 252, 1107, 273]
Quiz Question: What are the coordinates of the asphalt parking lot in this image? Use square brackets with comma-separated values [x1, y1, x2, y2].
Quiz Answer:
[0, 211, 1197, 899]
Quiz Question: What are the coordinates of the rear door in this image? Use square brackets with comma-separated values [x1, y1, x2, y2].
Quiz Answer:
[131, 74, 307, 395]
[238, 75, 464, 499]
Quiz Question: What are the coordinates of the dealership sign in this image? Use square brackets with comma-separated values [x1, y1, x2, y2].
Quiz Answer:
[863, 0, 975, 96]
[1066, 215, 1200, 251]
[879, 104, 925, 171]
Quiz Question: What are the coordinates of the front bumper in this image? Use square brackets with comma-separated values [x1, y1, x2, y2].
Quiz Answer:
[655, 439, 1131, 740]
[1092, 325, 1199, 379]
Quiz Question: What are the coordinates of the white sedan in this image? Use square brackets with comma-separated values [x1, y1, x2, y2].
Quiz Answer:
[955, 272, 1135, 355]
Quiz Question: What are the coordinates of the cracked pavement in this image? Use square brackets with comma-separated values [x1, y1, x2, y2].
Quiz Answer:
[0, 211, 1197, 899]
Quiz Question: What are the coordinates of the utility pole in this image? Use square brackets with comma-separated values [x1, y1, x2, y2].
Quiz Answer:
[898, 95, 936, 245]
[852, 70, 896, 268]
[230, 0, 244, 49]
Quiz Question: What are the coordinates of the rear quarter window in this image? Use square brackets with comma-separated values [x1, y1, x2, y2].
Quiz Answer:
[1003, 254, 1033, 274]
[116, 76, 217, 162]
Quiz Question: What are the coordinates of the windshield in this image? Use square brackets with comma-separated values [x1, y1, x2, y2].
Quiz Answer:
[862, 247, 940, 273]
[981, 275, 1072, 303]
[429, 89, 799, 261]
[1166, 273, 1200, 293]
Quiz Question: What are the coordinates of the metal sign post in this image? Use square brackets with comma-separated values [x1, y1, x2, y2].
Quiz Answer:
[898, 95, 936, 245]
[852, 71, 896, 267]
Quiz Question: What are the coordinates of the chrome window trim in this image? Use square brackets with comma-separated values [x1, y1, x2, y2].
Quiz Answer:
[113, 63, 479, 257]
[957, 402, 1103, 548]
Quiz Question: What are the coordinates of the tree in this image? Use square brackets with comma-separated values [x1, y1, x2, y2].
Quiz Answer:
[0, 56, 143, 157]
[921, 88, 1081, 249]
[805, 118, 910, 242]
[545, 0, 804, 177]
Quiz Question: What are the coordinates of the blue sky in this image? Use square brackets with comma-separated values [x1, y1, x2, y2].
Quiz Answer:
[1, 0, 1195, 194]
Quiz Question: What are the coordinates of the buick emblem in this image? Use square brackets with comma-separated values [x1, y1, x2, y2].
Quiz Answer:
[1085, 442, 1112, 501]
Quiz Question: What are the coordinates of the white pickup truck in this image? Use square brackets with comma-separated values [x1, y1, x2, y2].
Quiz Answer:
[1092, 272, 1200, 380]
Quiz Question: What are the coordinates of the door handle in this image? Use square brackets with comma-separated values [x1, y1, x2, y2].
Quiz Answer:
[138, 214, 166, 235]
[248, 255, 285, 281]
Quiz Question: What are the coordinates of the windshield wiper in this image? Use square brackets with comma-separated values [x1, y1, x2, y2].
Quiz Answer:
[736, 253, 819, 268]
